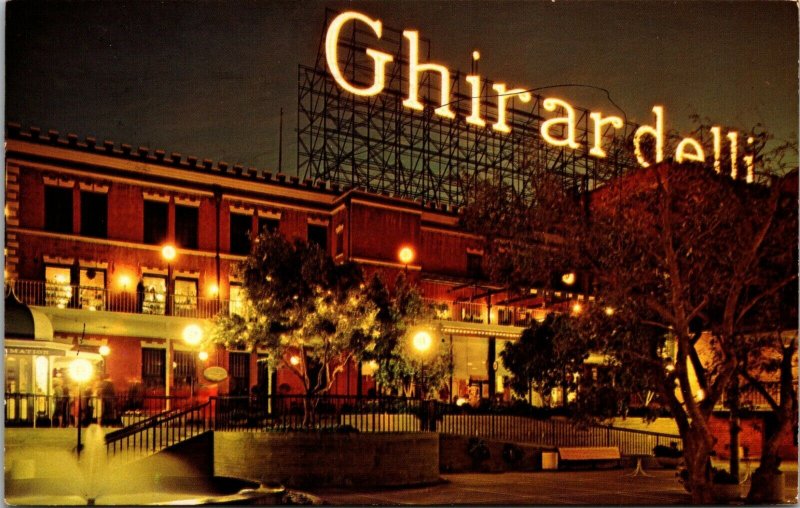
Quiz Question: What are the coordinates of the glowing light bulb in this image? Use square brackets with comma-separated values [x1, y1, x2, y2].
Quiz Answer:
[161, 245, 177, 261]
[398, 246, 415, 265]
[198, 351, 209, 362]
[98, 345, 110, 356]
[289, 355, 301, 366]
[412, 331, 432, 352]
[182, 324, 203, 346]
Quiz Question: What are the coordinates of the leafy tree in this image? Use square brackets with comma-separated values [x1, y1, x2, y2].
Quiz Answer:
[209, 232, 379, 425]
[460, 127, 796, 501]
[363, 274, 451, 399]
[500, 313, 588, 408]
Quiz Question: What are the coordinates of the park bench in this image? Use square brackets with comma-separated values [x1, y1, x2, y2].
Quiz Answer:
[558, 446, 621, 469]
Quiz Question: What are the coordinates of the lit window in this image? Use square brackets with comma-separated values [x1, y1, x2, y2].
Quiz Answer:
[173, 278, 198, 316]
[141, 275, 167, 315]
[45, 266, 72, 308]
[79, 268, 106, 311]
[229, 283, 245, 317]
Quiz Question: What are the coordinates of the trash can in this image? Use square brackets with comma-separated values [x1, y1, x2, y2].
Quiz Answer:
[541, 451, 558, 470]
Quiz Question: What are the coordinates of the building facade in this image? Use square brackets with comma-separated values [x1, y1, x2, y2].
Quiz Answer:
[5, 124, 595, 416]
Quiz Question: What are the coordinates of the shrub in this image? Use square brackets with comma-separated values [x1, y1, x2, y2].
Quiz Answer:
[467, 437, 490, 463]
[712, 468, 739, 485]
[653, 444, 683, 458]
[502, 443, 524, 464]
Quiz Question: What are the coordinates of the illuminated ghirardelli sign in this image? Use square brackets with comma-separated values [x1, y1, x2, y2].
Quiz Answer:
[326, 11, 755, 182]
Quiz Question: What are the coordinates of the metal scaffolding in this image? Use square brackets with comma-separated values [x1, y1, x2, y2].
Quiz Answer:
[298, 9, 639, 207]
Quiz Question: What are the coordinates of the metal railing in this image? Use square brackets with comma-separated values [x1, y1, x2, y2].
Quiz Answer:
[4, 393, 190, 428]
[436, 410, 682, 456]
[9, 391, 683, 457]
[10, 279, 238, 319]
[105, 401, 212, 460]
[213, 394, 428, 432]
[718, 381, 784, 410]
[423, 298, 548, 327]
[209, 395, 681, 456]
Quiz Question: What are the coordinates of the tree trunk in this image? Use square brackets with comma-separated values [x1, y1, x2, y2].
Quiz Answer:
[747, 345, 795, 503]
[302, 395, 315, 428]
[683, 429, 714, 504]
[728, 381, 740, 479]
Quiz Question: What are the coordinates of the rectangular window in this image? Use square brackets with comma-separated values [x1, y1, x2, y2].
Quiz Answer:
[229, 283, 245, 316]
[174, 350, 197, 386]
[141, 274, 167, 315]
[257, 217, 280, 236]
[142, 348, 166, 389]
[467, 253, 484, 278]
[80, 191, 107, 238]
[336, 229, 344, 255]
[78, 268, 106, 311]
[44, 186, 73, 233]
[229, 352, 251, 396]
[143, 201, 168, 246]
[45, 266, 73, 308]
[230, 213, 252, 255]
[173, 278, 198, 317]
[175, 205, 198, 250]
[307, 224, 327, 249]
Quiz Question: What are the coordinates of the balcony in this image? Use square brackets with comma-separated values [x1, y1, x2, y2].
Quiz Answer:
[422, 298, 547, 328]
[718, 381, 789, 411]
[10, 279, 237, 320]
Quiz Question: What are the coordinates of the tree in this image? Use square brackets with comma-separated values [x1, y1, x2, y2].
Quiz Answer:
[460, 143, 796, 501]
[209, 232, 379, 425]
[362, 274, 451, 399]
[500, 313, 588, 408]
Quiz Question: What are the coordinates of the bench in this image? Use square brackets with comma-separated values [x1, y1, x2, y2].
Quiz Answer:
[558, 446, 621, 469]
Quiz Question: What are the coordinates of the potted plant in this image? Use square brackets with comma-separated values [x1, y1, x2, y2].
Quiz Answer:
[653, 442, 683, 469]
[711, 468, 741, 503]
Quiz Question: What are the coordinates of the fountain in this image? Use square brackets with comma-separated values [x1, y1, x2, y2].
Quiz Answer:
[5, 424, 284, 505]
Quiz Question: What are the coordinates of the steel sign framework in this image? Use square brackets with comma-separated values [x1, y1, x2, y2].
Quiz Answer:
[298, 10, 640, 208]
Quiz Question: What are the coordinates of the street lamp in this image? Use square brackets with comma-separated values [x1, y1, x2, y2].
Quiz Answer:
[161, 244, 177, 315]
[68, 358, 94, 458]
[398, 246, 415, 274]
[412, 330, 433, 400]
[182, 324, 204, 404]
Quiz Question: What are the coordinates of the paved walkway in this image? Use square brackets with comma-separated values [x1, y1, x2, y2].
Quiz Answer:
[311, 470, 691, 505]
[310, 468, 798, 505]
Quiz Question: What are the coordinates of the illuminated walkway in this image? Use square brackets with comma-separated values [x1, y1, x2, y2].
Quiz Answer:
[310, 469, 798, 505]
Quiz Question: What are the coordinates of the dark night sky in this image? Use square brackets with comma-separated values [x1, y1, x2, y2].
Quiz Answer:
[6, 0, 798, 173]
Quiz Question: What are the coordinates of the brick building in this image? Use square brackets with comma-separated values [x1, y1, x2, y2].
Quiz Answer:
[5, 124, 593, 415]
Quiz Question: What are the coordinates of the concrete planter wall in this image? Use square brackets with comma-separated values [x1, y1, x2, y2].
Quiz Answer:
[214, 431, 439, 488]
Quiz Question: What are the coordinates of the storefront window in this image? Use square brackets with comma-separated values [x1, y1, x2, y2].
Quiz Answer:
[142, 275, 167, 315]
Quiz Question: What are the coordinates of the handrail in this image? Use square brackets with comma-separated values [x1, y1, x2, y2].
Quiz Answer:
[104, 406, 185, 443]
[105, 401, 212, 459]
